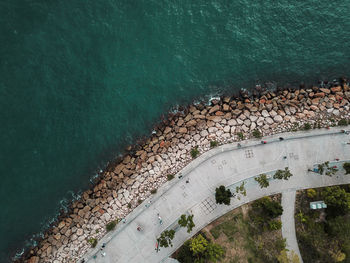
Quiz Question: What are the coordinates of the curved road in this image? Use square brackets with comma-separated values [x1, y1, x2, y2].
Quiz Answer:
[84, 127, 350, 263]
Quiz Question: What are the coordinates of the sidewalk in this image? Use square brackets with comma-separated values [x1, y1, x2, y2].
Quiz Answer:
[84, 127, 350, 263]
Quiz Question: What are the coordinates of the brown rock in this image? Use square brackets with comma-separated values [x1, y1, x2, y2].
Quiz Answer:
[209, 105, 220, 114]
[186, 119, 197, 127]
[28, 256, 40, 263]
[223, 104, 230, 111]
[331, 86, 342, 93]
[163, 126, 172, 134]
[215, 111, 224, 116]
[314, 92, 325, 98]
[320, 88, 330, 94]
[179, 127, 188, 133]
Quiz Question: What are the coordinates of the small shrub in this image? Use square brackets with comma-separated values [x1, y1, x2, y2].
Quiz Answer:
[158, 229, 176, 248]
[88, 238, 98, 248]
[343, 162, 350, 174]
[306, 188, 317, 199]
[106, 220, 117, 232]
[303, 123, 312, 130]
[167, 174, 175, 181]
[210, 140, 219, 148]
[268, 220, 282, 231]
[127, 203, 132, 208]
[138, 199, 142, 205]
[255, 174, 269, 188]
[338, 119, 348, 126]
[150, 189, 157, 194]
[252, 129, 262, 138]
[237, 132, 244, 140]
[95, 229, 99, 234]
[190, 147, 200, 158]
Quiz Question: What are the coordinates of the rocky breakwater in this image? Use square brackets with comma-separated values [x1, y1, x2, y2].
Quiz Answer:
[23, 81, 350, 263]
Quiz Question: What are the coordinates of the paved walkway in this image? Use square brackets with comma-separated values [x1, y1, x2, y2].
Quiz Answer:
[83, 127, 350, 263]
[281, 190, 303, 263]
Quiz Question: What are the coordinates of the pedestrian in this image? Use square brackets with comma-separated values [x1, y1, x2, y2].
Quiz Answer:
[186, 179, 189, 183]
[178, 175, 183, 179]
[121, 218, 126, 223]
[102, 243, 106, 248]
[283, 156, 287, 160]
[237, 143, 241, 148]
[157, 213, 163, 225]
[279, 137, 284, 141]
[145, 200, 151, 208]
[101, 252, 106, 257]
[261, 141, 267, 144]
[137, 226, 142, 231]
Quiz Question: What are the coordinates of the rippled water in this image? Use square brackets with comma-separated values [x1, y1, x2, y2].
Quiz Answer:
[0, 0, 349, 260]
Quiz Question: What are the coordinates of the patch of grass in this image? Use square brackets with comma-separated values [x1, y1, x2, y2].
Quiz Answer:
[237, 132, 244, 140]
[210, 140, 219, 148]
[338, 119, 348, 126]
[252, 129, 262, 138]
[150, 188, 157, 194]
[167, 174, 175, 181]
[303, 123, 312, 130]
[106, 220, 117, 232]
[190, 147, 200, 158]
[210, 215, 239, 241]
[88, 238, 98, 248]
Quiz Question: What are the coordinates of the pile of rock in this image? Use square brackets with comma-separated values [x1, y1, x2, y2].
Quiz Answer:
[23, 82, 350, 263]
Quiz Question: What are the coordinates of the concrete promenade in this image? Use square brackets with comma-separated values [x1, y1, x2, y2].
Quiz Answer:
[84, 127, 350, 263]
[281, 190, 303, 263]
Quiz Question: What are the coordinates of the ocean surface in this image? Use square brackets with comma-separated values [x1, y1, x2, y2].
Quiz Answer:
[0, 0, 349, 261]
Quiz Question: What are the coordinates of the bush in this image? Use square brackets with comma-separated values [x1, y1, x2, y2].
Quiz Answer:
[343, 162, 350, 174]
[150, 188, 157, 194]
[210, 140, 219, 148]
[253, 197, 283, 218]
[88, 238, 98, 248]
[306, 188, 317, 199]
[127, 203, 132, 208]
[191, 147, 200, 158]
[252, 129, 262, 138]
[268, 220, 282, 231]
[178, 214, 195, 233]
[338, 119, 348, 126]
[106, 220, 117, 232]
[237, 132, 244, 140]
[137, 199, 142, 204]
[215, 185, 232, 205]
[303, 123, 312, 130]
[167, 174, 175, 181]
[158, 229, 175, 248]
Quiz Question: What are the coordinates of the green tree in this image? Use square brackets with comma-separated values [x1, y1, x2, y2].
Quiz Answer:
[274, 167, 293, 180]
[215, 185, 232, 205]
[343, 162, 350, 174]
[306, 188, 317, 199]
[254, 196, 283, 218]
[189, 234, 224, 263]
[322, 186, 350, 216]
[255, 174, 270, 188]
[178, 214, 195, 233]
[158, 230, 176, 248]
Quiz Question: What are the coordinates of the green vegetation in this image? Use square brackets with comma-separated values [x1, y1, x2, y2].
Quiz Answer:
[150, 188, 157, 194]
[176, 234, 225, 263]
[127, 203, 132, 208]
[167, 174, 175, 181]
[237, 132, 244, 140]
[235, 181, 247, 199]
[277, 250, 300, 263]
[253, 196, 283, 219]
[88, 237, 98, 248]
[343, 162, 350, 174]
[252, 129, 262, 138]
[178, 214, 195, 233]
[191, 147, 200, 158]
[185, 195, 286, 263]
[106, 220, 117, 232]
[137, 199, 142, 204]
[306, 188, 317, 199]
[295, 185, 350, 263]
[317, 161, 338, 176]
[255, 174, 270, 188]
[303, 123, 312, 130]
[210, 140, 219, 148]
[273, 167, 293, 180]
[215, 185, 232, 205]
[158, 229, 176, 248]
[338, 119, 348, 126]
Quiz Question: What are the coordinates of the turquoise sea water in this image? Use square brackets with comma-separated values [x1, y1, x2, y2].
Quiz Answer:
[0, 0, 349, 260]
